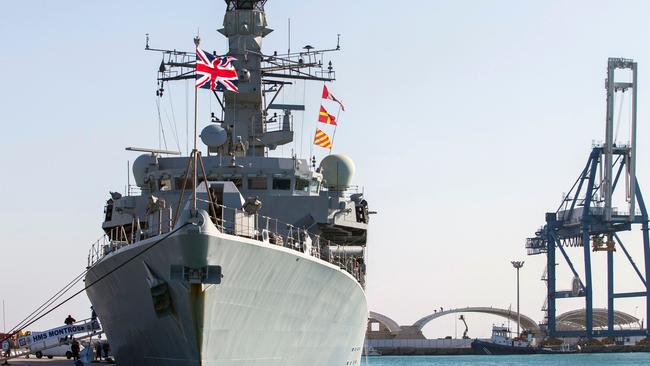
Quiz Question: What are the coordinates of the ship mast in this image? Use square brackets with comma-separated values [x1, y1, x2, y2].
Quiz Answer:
[192, 35, 201, 211]
[149, 0, 340, 158]
[220, 0, 273, 156]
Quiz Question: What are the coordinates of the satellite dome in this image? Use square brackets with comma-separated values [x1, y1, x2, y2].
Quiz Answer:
[132, 154, 158, 187]
[200, 124, 228, 148]
[319, 154, 355, 190]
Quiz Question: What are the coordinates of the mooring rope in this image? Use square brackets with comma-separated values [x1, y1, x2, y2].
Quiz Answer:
[0, 222, 190, 345]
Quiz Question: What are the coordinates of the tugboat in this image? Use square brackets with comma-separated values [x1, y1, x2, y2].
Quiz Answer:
[471, 326, 535, 355]
[84, 1, 371, 365]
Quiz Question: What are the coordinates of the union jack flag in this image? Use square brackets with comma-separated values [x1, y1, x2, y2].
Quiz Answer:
[195, 47, 239, 93]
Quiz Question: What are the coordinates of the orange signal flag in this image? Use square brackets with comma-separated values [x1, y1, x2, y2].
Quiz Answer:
[322, 85, 345, 111]
[318, 105, 337, 125]
[313, 128, 333, 149]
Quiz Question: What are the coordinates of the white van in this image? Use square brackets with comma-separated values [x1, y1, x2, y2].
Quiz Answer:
[35, 344, 75, 359]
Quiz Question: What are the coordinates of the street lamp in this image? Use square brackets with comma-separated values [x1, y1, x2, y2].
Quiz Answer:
[511, 261, 524, 338]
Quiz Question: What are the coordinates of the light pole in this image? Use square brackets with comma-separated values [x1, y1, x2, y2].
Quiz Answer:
[511, 261, 524, 338]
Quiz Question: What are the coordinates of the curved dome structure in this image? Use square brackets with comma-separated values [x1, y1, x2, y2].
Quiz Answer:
[319, 154, 355, 190]
[367, 308, 642, 340]
[200, 124, 228, 149]
[556, 308, 640, 331]
[369, 311, 401, 333]
[412, 307, 540, 334]
[132, 154, 158, 187]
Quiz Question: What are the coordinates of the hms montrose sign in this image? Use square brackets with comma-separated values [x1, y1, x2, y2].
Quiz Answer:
[18, 321, 100, 347]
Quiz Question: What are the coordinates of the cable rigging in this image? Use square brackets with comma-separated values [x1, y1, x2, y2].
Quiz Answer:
[0, 223, 190, 345]
[155, 97, 169, 150]
[165, 84, 182, 152]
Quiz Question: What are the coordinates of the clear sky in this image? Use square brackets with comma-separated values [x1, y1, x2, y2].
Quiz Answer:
[2, 0, 650, 338]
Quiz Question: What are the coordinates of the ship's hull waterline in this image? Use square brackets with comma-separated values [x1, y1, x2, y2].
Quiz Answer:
[85, 215, 368, 366]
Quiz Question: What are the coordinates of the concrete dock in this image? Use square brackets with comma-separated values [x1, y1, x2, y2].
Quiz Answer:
[3, 359, 114, 365]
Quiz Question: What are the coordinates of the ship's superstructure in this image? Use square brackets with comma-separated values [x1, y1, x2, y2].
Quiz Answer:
[85, 1, 370, 365]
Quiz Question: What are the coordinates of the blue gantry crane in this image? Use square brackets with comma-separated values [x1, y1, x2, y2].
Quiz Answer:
[526, 58, 649, 339]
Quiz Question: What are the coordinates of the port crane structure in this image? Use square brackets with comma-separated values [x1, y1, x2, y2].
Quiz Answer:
[526, 58, 649, 339]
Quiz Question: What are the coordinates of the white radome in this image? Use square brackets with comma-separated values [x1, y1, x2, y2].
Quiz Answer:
[320, 154, 356, 190]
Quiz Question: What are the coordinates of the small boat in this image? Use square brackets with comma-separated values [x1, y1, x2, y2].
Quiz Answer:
[471, 326, 535, 355]
[536, 344, 579, 354]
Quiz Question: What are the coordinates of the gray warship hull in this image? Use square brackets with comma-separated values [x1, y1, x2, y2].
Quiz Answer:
[87, 2, 371, 364]
[86, 212, 367, 366]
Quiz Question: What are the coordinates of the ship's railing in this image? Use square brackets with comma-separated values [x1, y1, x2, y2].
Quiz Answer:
[323, 184, 363, 198]
[88, 208, 174, 267]
[263, 118, 292, 133]
[127, 184, 142, 196]
[87, 230, 132, 268]
[87, 202, 365, 286]
[202, 200, 364, 285]
[88, 235, 106, 268]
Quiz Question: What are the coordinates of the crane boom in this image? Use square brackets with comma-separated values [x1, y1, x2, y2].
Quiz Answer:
[459, 315, 469, 339]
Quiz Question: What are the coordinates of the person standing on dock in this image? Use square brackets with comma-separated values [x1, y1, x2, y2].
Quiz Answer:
[95, 342, 102, 361]
[90, 306, 99, 333]
[71, 338, 80, 360]
[102, 341, 110, 359]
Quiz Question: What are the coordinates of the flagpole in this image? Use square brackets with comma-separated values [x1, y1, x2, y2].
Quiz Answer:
[192, 36, 201, 211]
[312, 83, 324, 160]
[329, 104, 342, 155]
[309, 127, 314, 163]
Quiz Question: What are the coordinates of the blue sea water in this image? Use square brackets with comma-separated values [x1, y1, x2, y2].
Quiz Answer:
[361, 354, 650, 366]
